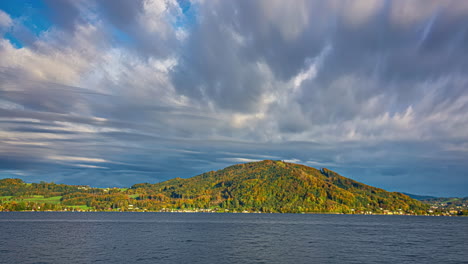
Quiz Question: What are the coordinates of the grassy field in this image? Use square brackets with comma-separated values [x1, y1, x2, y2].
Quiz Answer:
[0, 195, 96, 210]
[1, 195, 63, 204]
[23, 195, 62, 204]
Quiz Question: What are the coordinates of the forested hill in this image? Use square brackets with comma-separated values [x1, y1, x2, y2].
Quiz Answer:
[132, 160, 428, 214]
[0, 160, 432, 214]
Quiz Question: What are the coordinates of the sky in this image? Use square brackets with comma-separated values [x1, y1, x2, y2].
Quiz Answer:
[0, 0, 467, 197]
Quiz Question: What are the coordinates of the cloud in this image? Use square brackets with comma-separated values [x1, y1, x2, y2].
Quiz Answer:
[47, 155, 108, 163]
[0, 10, 12, 29]
[0, 0, 467, 196]
[220, 158, 262, 163]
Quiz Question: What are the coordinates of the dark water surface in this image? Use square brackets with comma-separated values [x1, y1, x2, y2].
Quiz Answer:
[0, 213, 467, 264]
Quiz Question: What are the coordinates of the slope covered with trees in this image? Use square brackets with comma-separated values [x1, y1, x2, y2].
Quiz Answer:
[131, 160, 428, 213]
[1, 160, 432, 214]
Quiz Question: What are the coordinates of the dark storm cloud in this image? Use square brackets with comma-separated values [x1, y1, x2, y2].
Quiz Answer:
[0, 0, 467, 196]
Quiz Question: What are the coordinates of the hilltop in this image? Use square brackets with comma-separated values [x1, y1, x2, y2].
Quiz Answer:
[0, 160, 436, 214]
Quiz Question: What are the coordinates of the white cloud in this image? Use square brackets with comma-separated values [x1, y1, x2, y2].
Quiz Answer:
[140, 0, 181, 38]
[48, 155, 108, 163]
[220, 157, 262, 163]
[53, 121, 124, 134]
[284, 158, 301, 163]
[74, 164, 108, 169]
[292, 45, 332, 90]
[3, 141, 48, 146]
[0, 23, 102, 85]
[0, 10, 12, 29]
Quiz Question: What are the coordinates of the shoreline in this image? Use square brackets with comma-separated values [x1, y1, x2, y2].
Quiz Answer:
[0, 210, 463, 217]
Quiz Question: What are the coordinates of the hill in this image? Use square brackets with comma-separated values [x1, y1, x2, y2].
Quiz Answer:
[401, 193, 438, 200]
[130, 160, 428, 214]
[0, 160, 434, 214]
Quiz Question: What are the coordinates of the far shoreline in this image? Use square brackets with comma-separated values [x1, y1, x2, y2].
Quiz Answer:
[0, 211, 464, 217]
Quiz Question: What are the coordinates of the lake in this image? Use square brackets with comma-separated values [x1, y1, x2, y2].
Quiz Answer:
[0, 212, 467, 264]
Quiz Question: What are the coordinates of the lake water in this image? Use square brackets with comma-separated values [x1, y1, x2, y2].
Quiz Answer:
[0, 213, 467, 264]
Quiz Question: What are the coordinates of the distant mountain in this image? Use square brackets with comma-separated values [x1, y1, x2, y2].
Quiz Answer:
[0, 160, 430, 214]
[401, 193, 438, 200]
